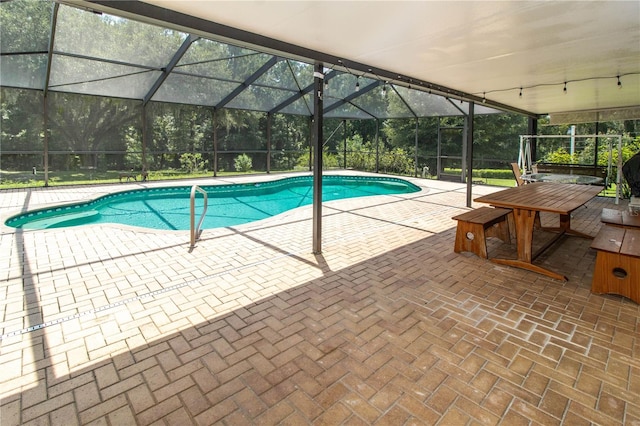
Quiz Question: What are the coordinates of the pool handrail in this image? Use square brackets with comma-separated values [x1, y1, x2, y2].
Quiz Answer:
[190, 185, 208, 249]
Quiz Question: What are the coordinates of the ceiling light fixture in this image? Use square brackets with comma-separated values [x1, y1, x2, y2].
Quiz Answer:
[563, 82, 567, 94]
[323, 65, 334, 90]
[337, 59, 361, 93]
[617, 75, 622, 89]
[482, 92, 486, 103]
[519, 87, 523, 98]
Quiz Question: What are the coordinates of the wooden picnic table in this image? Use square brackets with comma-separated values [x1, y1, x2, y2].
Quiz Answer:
[474, 182, 603, 281]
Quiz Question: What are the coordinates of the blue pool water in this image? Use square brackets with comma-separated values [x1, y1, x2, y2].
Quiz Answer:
[6, 175, 420, 231]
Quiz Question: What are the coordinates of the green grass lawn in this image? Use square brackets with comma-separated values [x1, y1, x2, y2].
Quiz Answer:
[0, 168, 626, 200]
[0, 169, 251, 189]
[0, 167, 312, 189]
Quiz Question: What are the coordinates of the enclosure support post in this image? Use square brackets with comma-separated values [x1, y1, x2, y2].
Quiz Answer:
[436, 118, 442, 180]
[266, 112, 272, 173]
[312, 63, 324, 254]
[461, 115, 468, 184]
[465, 102, 475, 207]
[414, 119, 419, 177]
[594, 122, 600, 167]
[308, 117, 313, 172]
[212, 108, 218, 177]
[142, 104, 147, 173]
[343, 119, 347, 170]
[42, 3, 59, 188]
[616, 135, 622, 205]
[375, 119, 380, 173]
[43, 96, 49, 187]
[527, 117, 537, 163]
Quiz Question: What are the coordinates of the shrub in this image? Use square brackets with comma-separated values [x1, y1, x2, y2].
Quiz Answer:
[542, 148, 576, 164]
[234, 153, 252, 172]
[179, 153, 208, 173]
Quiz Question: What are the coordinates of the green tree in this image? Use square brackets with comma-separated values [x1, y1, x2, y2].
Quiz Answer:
[47, 92, 139, 171]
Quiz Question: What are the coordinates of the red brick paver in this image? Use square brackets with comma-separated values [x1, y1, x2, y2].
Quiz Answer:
[1, 172, 638, 425]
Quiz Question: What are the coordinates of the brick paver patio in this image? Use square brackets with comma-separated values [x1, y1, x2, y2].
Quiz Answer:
[1, 172, 638, 425]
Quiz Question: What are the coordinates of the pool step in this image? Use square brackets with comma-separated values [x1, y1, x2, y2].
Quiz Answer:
[24, 210, 100, 229]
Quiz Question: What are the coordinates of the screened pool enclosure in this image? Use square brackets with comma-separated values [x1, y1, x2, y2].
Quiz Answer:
[1, 0, 513, 186]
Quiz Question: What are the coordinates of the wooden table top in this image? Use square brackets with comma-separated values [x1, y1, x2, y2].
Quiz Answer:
[474, 182, 603, 214]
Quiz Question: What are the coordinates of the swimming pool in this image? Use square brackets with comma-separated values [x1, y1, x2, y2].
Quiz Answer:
[6, 175, 421, 230]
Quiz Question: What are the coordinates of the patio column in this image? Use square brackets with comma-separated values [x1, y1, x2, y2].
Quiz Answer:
[465, 102, 475, 207]
[312, 63, 324, 254]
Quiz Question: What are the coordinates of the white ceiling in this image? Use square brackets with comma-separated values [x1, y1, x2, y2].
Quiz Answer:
[121, 1, 640, 117]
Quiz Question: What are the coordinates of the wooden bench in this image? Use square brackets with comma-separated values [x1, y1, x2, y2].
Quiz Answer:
[590, 225, 640, 304]
[452, 207, 512, 259]
[601, 208, 640, 229]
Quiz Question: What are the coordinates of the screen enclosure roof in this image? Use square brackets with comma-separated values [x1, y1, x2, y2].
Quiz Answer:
[0, 0, 503, 120]
[91, 0, 640, 122]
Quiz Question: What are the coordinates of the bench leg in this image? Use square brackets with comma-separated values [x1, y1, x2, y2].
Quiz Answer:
[486, 220, 511, 244]
[592, 251, 640, 304]
[454, 222, 489, 259]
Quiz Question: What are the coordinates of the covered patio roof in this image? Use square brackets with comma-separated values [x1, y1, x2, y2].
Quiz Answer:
[81, 0, 640, 122]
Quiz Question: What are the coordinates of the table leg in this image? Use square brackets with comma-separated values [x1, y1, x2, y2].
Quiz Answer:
[513, 208, 536, 262]
[490, 208, 568, 281]
[540, 213, 594, 239]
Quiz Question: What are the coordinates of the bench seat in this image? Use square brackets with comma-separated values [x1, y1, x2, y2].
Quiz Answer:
[601, 208, 640, 228]
[590, 225, 640, 303]
[452, 207, 512, 259]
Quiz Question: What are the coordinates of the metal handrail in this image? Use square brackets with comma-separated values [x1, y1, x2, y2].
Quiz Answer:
[190, 185, 208, 248]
